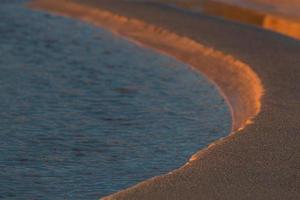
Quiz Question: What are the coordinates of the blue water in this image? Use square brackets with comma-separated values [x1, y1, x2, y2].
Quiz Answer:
[0, 1, 231, 199]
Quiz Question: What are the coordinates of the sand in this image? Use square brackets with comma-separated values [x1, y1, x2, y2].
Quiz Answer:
[214, 0, 300, 19]
[142, 0, 300, 40]
[29, 0, 300, 199]
[143, 0, 300, 19]
[200, 0, 300, 40]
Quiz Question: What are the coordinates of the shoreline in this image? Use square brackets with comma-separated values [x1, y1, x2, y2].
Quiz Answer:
[28, 0, 263, 136]
[202, 0, 300, 40]
[147, 0, 300, 40]
[28, 0, 300, 199]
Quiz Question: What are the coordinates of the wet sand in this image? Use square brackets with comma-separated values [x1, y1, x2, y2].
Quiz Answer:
[29, 0, 300, 199]
[211, 0, 300, 19]
[201, 0, 300, 40]
[143, 0, 300, 40]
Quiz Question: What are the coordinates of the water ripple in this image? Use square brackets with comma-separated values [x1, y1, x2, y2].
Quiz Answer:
[0, 1, 231, 199]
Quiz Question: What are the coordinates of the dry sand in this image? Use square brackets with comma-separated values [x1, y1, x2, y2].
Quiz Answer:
[29, 0, 300, 199]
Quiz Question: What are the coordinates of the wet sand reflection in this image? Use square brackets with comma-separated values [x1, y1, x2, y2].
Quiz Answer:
[158, 0, 300, 40]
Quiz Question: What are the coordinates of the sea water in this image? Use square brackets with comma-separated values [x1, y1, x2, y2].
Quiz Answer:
[0, 1, 231, 199]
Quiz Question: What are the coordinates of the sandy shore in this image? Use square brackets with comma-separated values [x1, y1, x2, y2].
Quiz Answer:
[203, 0, 300, 40]
[211, 0, 300, 19]
[146, 0, 300, 19]
[29, 0, 300, 199]
[145, 0, 300, 40]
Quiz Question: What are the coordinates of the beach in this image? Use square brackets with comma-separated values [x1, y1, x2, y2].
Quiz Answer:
[212, 0, 300, 19]
[29, 0, 300, 199]
[144, 0, 300, 40]
[0, 1, 233, 199]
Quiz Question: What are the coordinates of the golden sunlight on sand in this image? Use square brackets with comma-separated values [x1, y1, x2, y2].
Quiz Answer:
[152, 0, 300, 40]
[29, 0, 264, 133]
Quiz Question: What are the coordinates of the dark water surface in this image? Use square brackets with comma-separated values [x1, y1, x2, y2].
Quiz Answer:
[0, 1, 231, 199]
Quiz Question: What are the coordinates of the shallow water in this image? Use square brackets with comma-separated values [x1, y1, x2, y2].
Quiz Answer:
[0, 1, 231, 199]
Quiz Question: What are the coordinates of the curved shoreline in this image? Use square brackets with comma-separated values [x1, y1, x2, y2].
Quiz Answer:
[28, 0, 263, 136]
[28, 0, 300, 199]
